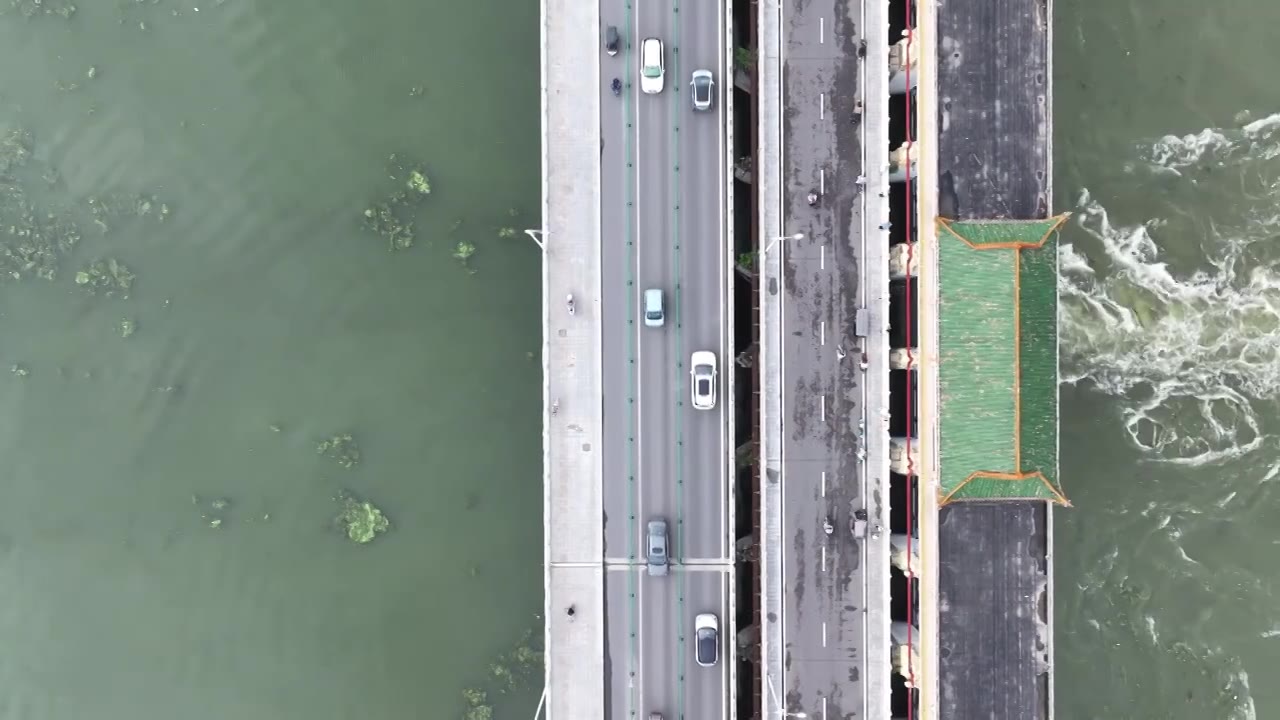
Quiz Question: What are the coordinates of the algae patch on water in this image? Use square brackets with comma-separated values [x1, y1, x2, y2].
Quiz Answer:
[74, 258, 135, 298]
[0, 129, 32, 178]
[316, 432, 361, 468]
[333, 490, 389, 544]
[87, 192, 171, 234]
[0, 197, 82, 282]
[488, 627, 544, 692]
[457, 622, 544, 720]
[461, 689, 493, 720]
[0, 129, 168, 286]
[363, 199, 415, 251]
[361, 153, 432, 251]
[0, 131, 82, 283]
[407, 169, 430, 195]
[192, 494, 233, 529]
[6, 0, 76, 18]
[453, 240, 477, 273]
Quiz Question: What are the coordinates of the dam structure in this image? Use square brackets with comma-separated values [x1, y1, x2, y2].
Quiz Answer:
[537, 0, 1065, 716]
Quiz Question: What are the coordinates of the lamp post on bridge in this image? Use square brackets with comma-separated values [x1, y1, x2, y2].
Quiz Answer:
[765, 232, 805, 254]
[524, 228, 547, 251]
[765, 674, 810, 719]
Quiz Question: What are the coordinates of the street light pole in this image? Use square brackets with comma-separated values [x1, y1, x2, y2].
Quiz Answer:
[765, 232, 805, 254]
[524, 228, 547, 251]
[764, 674, 809, 719]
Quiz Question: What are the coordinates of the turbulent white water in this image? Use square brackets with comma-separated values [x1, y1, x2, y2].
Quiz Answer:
[1057, 115, 1280, 719]
[1059, 112, 1280, 468]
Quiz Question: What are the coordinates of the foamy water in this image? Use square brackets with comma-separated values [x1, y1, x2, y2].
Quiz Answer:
[1060, 112, 1280, 466]
[1055, 114, 1280, 720]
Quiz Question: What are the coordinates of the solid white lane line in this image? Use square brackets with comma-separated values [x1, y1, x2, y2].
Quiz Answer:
[630, 0, 644, 712]
[721, 570, 730, 720]
[718, 0, 730, 563]
[637, 570, 645, 711]
[776, 1, 789, 711]
[634, 94, 645, 562]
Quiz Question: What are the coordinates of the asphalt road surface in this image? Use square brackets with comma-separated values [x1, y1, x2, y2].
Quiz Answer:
[779, 0, 871, 716]
[599, 0, 730, 718]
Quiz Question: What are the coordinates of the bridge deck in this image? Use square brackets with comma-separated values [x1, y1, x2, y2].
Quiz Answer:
[764, 0, 893, 716]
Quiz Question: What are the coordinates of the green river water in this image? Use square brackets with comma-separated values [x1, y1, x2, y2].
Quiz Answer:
[1055, 0, 1280, 718]
[0, 1, 543, 719]
[3, 0, 1279, 718]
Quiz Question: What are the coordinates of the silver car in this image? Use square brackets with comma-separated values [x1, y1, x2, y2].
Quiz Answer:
[690, 69, 714, 111]
[646, 520, 669, 576]
[690, 351, 717, 410]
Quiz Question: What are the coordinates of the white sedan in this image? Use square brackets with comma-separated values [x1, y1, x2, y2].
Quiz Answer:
[640, 38, 665, 95]
[690, 351, 717, 410]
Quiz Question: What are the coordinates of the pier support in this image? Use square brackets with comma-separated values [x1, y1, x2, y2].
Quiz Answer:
[890, 533, 920, 573]
[891, 621, 923, 686]
[888, 143, 919, 184]
[889, 348, 919, 370]
[889, 437, 919, 476]
[888, 33, 919, 95]
[888, 242, 919, 279]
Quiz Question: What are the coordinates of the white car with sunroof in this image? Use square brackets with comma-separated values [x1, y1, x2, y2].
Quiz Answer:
[690, 69, 714, 111]
[640, 38, 665, 94]
[690, 351, 717, 410]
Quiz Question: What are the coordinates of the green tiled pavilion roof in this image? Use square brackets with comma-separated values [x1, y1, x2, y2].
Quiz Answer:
[934, 216, 1070, 505]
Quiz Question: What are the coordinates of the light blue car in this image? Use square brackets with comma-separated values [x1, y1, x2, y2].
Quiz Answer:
[644, 288, 665, 328]
[646, 519, 669, 576]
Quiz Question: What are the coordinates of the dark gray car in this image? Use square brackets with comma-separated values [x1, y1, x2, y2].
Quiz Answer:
[695, 613, 719, 666]
[646, 520, 668, 576]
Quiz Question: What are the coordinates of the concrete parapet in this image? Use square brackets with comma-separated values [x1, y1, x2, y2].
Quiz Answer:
[757, 0, 785, 713]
